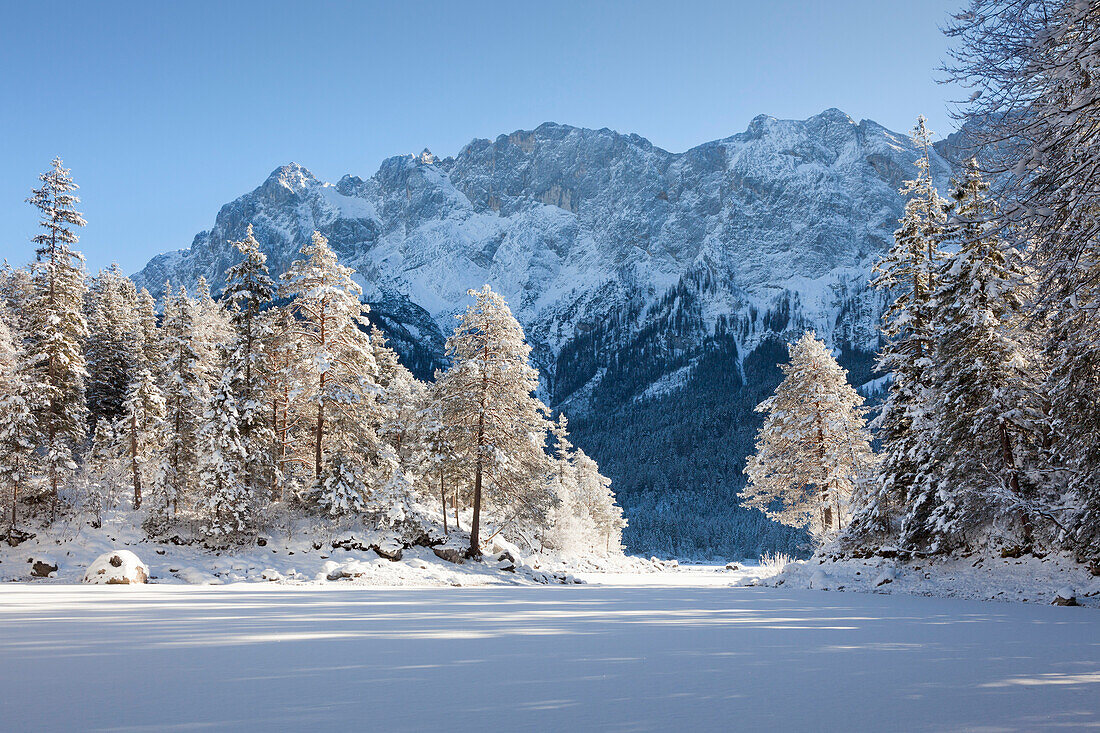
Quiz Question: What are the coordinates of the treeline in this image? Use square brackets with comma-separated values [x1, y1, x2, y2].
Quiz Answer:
[0, 159, 625, 558]
[745, 0, 1100, 565]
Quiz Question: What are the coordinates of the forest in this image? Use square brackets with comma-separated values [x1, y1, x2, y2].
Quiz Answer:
[0, 180, 625, 560]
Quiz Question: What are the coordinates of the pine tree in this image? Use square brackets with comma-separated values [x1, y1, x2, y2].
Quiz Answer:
[265, 305, 304, 504]
[192, 275, 232, 395]
[925, 160, 1040, 550]
[135, 287, 161, 374]
[119, 367, 165, 510]
[437, 285, 553, 556]
[420, 377, 465, 534]
[0, 310, 37, 540]
[744, 331, 874, 545]
[198, 368, 252, 540]
[222, 224, 275, 500]
[153, 284, 204, 522]
[310, 452, 368, 516]
[944, 0, 1100, 558]
[82, 419, 123, 528]
[279, 231, 383, 503]
[573, 447, 626, 555]
[25, 157, 90, 509]
[848, 119, 950, 550]
[85, 266, 141, 426]
[543, 414, 588, 554]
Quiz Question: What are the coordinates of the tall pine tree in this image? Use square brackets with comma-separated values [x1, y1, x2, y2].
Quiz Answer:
[25, 157, 89, 509]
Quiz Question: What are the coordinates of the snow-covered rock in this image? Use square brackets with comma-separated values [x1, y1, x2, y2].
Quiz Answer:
[82, 551, 149, 585]
[28, 557, 58, 578]
[1053, 586, 1078, 606]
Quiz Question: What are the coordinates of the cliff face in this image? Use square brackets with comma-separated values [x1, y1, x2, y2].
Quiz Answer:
[134, 110, 955, 557]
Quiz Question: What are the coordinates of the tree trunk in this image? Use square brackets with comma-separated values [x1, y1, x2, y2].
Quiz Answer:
[468, 354, 489, 558]
[440, 467, 448, 535]
[469, 442, 483, 557]
[315, 304, 327, 480]
[314, 398, 324, 480]
[130, 411, 141, 509]
[1000, 421, 1032, 546]
[453, 485, 460, 531]
[9, 477, 16, 538]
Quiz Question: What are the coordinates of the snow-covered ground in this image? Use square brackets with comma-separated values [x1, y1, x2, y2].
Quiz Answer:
[1, 579, 1097, 732]
[751, 553, 1100, 608]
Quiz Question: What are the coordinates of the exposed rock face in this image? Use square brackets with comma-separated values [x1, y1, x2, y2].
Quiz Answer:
[133, 110, 957, 557]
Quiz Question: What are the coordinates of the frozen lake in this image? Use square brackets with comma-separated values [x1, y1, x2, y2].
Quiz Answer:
[1, 576, 1098, 731]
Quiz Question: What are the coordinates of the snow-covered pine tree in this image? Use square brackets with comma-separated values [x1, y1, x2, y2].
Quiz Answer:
[265, 305, 304, 504]
[0, 310, 37, 540]
[573, 447, 626, 555]
[85, 265, 141, 426]
[419, 377, 466, 534]
[198, 368, 252, 541]
[25, 157, 90, 510]
[437, 285, 553, 556]
[82, 419, 123, 528]
[0, 262, 35, 336]
[744, 331, 874, 546]
[222, 224, 275, 500]
[135, 287, 162, 375]
[313, 452, 369, 516]
[279, 231, 384, 508]
[846, 118, 950, 551]
[944, 0, 1100, 558]
[118, 367, 165, 510]
[152, 283, 204, 523]
[370, 324, 426, 521]
[192, 275, 232, 395]
[543, 414, 589, 554]
[926, 160, 1041, 550]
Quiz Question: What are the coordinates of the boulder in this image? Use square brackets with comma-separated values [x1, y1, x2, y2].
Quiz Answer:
[29, 559, 58, 578]
[83, 551, 149, 585]
[495, 550, 517, 572]
[433, 547, 465, 564]
[371, 541, 403, 562]
[1053, 587, 1079, 606]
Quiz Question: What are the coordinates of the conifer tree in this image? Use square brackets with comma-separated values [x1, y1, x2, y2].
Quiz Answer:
[744, 331, 874, 545]
[153, 284, 204, 521]
[924, 160, 1040, 549]
[222, 224, 275, 499]
[82, 419, 123, 528]
[266, 305, 304, 503]
[945, 0, 1100, 557]
[135, 287, 161, 374]
[0, 311, 37, 540]
[573, 447, 626, 555]
[279, 231, 382, 501]
[437, 285, 553, 556]
[119, 367, 165, 510]
[25, 157, 90, 509]
[86, 265, 141, 426]
[198, 368, 251, 540]
[848, 119, 950, 549]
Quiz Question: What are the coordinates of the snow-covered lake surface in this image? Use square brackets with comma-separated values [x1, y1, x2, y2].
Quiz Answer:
[2, 570, 1098, 732]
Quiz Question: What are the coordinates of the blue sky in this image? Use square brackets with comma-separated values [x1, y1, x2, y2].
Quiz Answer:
[1, 1, 963, 274]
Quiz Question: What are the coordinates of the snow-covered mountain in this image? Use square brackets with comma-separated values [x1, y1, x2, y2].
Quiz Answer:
[134, 109, 955, 557]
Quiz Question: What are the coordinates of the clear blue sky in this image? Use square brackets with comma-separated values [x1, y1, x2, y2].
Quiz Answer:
[1, 0, 963, 275]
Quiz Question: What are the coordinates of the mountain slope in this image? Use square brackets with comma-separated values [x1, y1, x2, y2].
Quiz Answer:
[134, 110, 954, 557]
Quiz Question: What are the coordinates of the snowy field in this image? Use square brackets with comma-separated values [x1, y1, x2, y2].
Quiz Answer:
[2, 573, 1098, 732]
